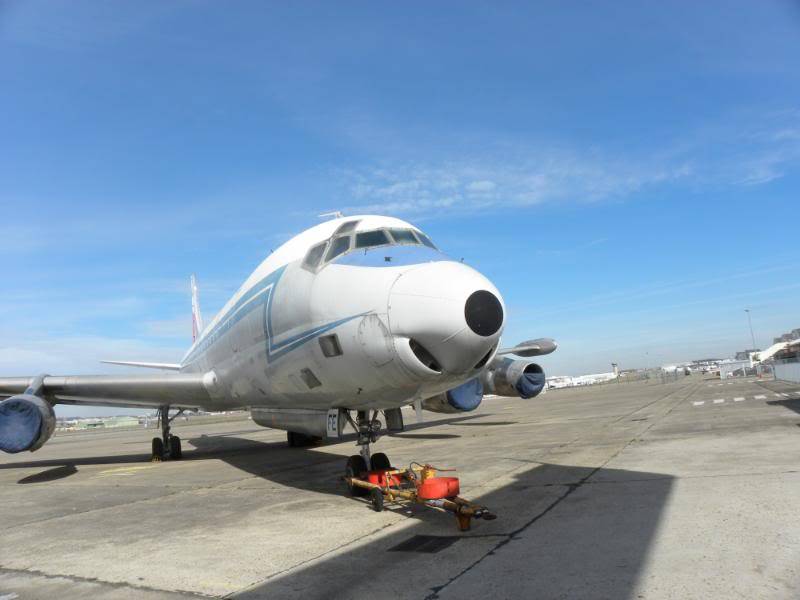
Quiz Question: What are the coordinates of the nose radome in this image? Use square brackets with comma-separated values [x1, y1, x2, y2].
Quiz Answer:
[388, 261, 505, 374]
[464, 290, 503, 337]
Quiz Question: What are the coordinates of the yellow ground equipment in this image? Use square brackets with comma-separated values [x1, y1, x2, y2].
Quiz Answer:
[344, 459, 496, 531]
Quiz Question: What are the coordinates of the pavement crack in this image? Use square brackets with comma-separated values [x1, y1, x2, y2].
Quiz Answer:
[224, 520, 400, 598]
[0, 565, 210, 598]
[422, 382, 700, 600]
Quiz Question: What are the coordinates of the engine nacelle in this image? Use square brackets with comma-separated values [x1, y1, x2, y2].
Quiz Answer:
[481, 357, 546, 399]
[422, 377, 483, 414]
[250, 407, 344, 438]
[0, 394, 56, 453]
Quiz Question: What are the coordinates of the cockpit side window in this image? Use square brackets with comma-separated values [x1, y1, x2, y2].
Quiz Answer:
[333, 220, 360, 235]
[387, 228, 419, 245]
[326, 235, 351, 261]
[303, 241, 328, 270]
[355, 229, 391, 249]
[415, 232, 437, 249]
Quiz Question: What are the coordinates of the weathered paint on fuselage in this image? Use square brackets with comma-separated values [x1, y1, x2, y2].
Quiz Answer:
[178, 216, 504, 412]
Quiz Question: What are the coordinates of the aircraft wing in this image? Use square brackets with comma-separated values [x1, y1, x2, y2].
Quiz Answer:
[0, 373, 214, 410]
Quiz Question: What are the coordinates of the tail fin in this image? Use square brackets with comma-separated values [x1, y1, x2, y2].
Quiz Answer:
[191, 274, 204, 342]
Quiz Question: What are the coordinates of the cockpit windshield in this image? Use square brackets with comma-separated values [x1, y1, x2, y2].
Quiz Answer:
[388, 228, 417, 244]
[302, 225, 438, 271]
[415, 232, 437, 249]
[355, 230, 390, 249]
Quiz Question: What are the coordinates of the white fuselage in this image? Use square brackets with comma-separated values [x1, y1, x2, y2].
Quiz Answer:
[181, 215, 505, 412]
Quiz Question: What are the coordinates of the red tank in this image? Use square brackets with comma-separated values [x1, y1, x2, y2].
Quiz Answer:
[366, 469, 402, 487]
[416, 476, 460, 500]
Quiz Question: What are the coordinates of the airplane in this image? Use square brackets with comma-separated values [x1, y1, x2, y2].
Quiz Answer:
[0, 215, 556, 494]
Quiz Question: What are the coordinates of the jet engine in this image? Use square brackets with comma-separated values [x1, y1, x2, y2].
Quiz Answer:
[422, 377, 483, 414]
[481, 357, 546, 399]
[0, 394, 56, 453]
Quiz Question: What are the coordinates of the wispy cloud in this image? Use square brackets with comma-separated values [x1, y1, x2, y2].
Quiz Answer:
[328, 108, 800, 218]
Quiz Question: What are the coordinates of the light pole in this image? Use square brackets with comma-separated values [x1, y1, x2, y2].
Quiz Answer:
[744, 309, 756, 349]
[745, 308, 760, 378]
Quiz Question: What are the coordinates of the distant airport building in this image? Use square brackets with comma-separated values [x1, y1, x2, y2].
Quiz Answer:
[718, 359, 754, 379]
[547, 371, 619, 389]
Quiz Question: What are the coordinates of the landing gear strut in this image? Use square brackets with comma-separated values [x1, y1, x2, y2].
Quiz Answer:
[151, 405, 183, 461]
[344, 410, 386, 496]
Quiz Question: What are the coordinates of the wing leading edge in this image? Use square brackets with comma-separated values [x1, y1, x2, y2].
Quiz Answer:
[0, 373, 215, 410]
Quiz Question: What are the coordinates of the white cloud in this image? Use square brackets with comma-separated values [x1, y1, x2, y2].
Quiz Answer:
[335, 153, 683, 217]
[466, 180, 497, 193]
[329, 108, 800, 218]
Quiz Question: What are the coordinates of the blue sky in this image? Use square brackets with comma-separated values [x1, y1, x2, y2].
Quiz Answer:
[2, 2, 799, 415]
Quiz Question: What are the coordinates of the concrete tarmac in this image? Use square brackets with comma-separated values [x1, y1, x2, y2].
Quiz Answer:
[1, 375, 798, 599]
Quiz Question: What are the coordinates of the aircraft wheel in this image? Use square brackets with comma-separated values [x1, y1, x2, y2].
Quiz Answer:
[370, 452, 391, 470]
[370, 487, 384, 512]
[151, 437, 164, 462]
[169, 435, 182, 459]
[345, 455, 368, 497]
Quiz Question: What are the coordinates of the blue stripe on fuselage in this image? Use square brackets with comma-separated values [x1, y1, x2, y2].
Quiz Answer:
[333, 245, 452, 268]
[182, 264, 361, 366]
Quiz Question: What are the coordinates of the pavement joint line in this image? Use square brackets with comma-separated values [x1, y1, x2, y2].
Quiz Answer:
[421, 382, 700, 600]
[0, 566, 210, 598]
[224, 521, 401, 598]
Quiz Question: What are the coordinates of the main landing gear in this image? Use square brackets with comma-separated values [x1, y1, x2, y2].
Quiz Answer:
[151, 405, 183, 461]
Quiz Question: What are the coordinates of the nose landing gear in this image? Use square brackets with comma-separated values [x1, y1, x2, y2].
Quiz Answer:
[344, 410, 384, 496]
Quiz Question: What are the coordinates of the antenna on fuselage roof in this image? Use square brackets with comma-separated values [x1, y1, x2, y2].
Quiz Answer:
[318, 211, 344, 219]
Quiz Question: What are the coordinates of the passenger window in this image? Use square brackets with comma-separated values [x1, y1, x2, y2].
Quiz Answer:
[303, 242, 327, 269]
[388, 229, 419, 245]
[355, 230, 390, 249]
[326, 236, 351, 261]
[415, 232, 437, 249]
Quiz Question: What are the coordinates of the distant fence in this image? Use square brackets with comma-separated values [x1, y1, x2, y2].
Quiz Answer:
[774, 361, 800, 384]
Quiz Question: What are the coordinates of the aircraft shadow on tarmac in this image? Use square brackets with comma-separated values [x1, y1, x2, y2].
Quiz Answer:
[179, 432, 674, 600]
[767, 398, 800, 416]
[0, 413, 674, 599]
[221, 453, 673, 600]
[0, 414, 483, 484]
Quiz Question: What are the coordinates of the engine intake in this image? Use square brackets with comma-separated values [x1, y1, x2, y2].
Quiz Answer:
[481, 357, 546, 399]
[422, 377, 483, 414]
[0, 394, 56, 453]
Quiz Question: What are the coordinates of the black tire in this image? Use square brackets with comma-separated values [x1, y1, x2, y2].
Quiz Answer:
[345, 455, 368, 497]
[169, 435, 182, 459]
[151, 437, 164, 461]
[370, 452, 391, 470]
[370, 487, 384, 512]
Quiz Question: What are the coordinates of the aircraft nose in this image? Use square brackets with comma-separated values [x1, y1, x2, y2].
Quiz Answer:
[388, 262, 505, 375]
